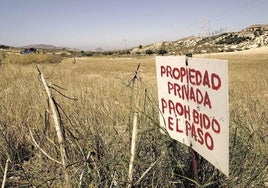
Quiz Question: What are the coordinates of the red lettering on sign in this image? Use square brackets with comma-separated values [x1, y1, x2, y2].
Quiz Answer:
[189, 68, 196, 85]
[197, 128, 204, 145]
[160, 66, 166, 77]
[159, 63, 225, 152]
[159, 66, 222, 91]
[212, 118, 221, 134]
[180, 67, 188, 83]
[166, 66, 172, 78]
[211, 73, 221, 90]
[172, 67, 180, 79]
[185, 120, 191, 136]
[185, 120, 215, 150]
[161, 98, 191, 121]
[167, 116, 184, 133]
[161, 98, 167, 114]
[203, 71, 211, 88]
[167, 82, 212, 109]
[192, 109, 221, 134]
[204, 132, 214, 150]
[167, 82, 181, 97]
[168, 116, 174, 131]
[204, 92, 212, 109]
[195, 70, 202, 86]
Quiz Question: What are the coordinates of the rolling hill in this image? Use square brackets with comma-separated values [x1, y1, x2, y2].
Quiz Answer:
[19, 44, 80, 51]
[131, 24, 268, 55]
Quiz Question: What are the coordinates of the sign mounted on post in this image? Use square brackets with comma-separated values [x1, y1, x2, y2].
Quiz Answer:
[156, 56, 229, 176]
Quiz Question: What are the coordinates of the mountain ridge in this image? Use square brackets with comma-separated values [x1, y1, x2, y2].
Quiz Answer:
[19, 44, 81, 51]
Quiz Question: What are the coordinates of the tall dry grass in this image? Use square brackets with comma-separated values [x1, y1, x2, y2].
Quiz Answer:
[0, 51, 267, 187]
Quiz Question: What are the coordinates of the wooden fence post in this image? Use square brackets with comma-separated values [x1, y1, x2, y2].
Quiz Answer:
[127, 63, 141, 187]
[37, 66, 71, 187]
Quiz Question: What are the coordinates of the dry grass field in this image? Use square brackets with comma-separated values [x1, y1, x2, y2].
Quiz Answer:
[0, 49, 267, 187]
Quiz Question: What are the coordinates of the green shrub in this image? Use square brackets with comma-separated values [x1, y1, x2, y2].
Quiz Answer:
[216, 34, 251, 45]
[103, 51, 114, 56]
[145, 49, 153, 55]
[157, 49, 168, 56]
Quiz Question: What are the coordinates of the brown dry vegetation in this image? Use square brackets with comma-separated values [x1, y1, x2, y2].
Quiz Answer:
[0, 51, 267, 187]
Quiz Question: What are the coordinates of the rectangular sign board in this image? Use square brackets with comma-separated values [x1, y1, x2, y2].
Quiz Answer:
[156, 56, 229, 176]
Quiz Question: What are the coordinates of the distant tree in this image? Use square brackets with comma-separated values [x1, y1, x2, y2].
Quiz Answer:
[157, 49, 168, 56]
[117, 50, 130, 55]
[139, 45, 143, 49]
[85, 51, 95, 56]
[145, 49, 153, 55]
[103, 51, 113, 55]
[0, 45, 9, 49]
[29, 48, 37, 53]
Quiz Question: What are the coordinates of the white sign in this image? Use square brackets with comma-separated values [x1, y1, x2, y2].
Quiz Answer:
[156, 56, 229, 176]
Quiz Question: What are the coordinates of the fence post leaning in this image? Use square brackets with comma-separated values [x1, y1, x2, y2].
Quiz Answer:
[36, 65, 71, 187]
[127, 63, 141, 188]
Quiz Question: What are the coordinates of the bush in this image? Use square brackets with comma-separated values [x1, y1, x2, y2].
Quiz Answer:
[216, 34, 251, 45]
[0, 45, 10, 49]
[254, 30, 263, 37]
[83, 51, 95, 57]
[157, 49, 168, 56]
[103, 51, 114, 56]
[145, 49, 153, 55]
[118, 50, 130, 55]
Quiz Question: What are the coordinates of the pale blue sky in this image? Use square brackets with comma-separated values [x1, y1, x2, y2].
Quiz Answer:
[0, 0, 267, 50]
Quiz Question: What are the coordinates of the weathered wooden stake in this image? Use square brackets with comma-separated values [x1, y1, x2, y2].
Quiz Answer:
[37, 66, 71, 187]
[128, 112, 138, 187]
[1, 158, 10, 188]
[127, 63, 141, 188]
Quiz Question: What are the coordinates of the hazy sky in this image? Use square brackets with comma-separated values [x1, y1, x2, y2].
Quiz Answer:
[0, 0, 267, 50]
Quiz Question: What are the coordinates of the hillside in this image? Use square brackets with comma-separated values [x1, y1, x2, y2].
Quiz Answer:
[131, 24, 268, 55]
